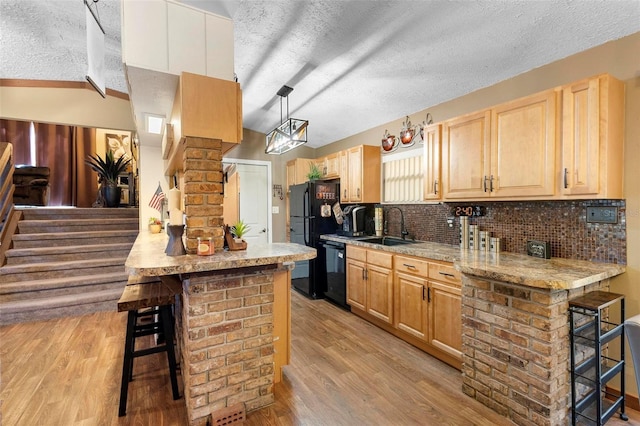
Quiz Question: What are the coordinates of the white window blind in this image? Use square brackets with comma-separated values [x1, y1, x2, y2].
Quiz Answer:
[382, 149, 423, 203]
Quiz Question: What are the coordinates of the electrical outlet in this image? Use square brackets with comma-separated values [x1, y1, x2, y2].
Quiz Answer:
[272, 206, 279, 214]
[586, 206, 618, 224]
[447, 217, 454, 228]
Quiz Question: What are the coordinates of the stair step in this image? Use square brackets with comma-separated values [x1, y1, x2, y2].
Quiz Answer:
[18, 207, 139, 220]
[0, 258, 128, 282]
[0, 288, 123, 325]
[5, 243, 134, 265]
[0, 272, 128, 301]
[12, 230, 138, 248]
[1, 207, 138, 325]
[0, 271, 129, 294]
[18, 218, 139, 233]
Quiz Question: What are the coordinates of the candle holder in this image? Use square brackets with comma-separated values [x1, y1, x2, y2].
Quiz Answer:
[165, 224, 186, 256]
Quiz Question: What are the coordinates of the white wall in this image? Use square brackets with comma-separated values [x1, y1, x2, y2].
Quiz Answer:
[138, 144, 170, 229]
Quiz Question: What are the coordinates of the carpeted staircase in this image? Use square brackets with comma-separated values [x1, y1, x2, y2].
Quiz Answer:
[0, 207, 139, 325]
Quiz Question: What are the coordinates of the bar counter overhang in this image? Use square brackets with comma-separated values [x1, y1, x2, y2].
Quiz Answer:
[125, 231, 316, 426]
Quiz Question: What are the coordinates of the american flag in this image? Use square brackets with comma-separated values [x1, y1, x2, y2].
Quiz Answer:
[148, 183, 165, 211]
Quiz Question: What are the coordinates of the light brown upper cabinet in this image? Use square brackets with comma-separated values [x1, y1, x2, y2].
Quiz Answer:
[286, 158, 314, 188]
[423, 124, 442, 200]
[442, 110, 491, 199]
[166, 72, 242, 175]
[489, 89, 557, 198]
[341, 145, 381, 204]
[321, 152, 341, 179]
[442, 90, 557, 199]
[561, 74, 624, 198]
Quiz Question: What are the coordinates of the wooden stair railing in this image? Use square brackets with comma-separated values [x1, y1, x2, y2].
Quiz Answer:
[0, 142, 20, 266]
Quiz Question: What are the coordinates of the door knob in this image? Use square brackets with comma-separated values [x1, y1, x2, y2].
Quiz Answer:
[261, 228, 266, 233]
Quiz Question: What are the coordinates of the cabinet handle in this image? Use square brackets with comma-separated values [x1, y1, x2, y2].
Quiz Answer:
[403, 263, 417, 270]
[427, 287, 431, 303]
[357, 188, 361, 198]
[564, 168, 568, 189]
[362, 269, 366, 281]
[489, 175, 494, 192]
[483, 176, 488, 192]
[439, 272, 456, 278]
[433, 179, 438, 195]
[422, 286, 426, 301]
[344, 189, 347, 198]
[323, 166, 327, 175]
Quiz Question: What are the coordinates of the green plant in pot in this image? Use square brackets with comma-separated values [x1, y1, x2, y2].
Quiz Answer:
[230, 219, 250, 243]
[85, 150, 131, 207]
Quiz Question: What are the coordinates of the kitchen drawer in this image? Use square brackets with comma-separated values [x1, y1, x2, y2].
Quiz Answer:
[428, 261, 461, 286]
[347, 245, 367, 262]
[395, 255, 429, 277]
[367, 249, 393, 269]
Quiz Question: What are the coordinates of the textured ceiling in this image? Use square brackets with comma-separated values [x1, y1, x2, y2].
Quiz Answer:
[2, 0, 639, 148]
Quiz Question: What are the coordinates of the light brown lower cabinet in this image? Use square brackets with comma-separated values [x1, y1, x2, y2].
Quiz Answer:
[347, 246, 462, 369]
[346, 246, 393, 325]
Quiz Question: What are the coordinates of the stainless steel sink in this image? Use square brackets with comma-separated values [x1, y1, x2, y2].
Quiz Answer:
[357, 237, 419, 246]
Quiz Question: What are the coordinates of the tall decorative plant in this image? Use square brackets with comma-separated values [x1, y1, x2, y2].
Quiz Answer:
[85, 150, 131, 207]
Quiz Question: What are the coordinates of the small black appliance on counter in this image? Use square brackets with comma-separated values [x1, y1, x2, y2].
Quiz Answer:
[337, 205, 367, 237]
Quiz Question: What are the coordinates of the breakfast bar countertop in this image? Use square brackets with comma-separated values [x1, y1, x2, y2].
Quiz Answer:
[322, 234, 626, 290]
[125, 231, 316, 276]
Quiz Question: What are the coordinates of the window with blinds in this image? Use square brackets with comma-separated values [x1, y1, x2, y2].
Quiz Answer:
[382, 149, 424, 203]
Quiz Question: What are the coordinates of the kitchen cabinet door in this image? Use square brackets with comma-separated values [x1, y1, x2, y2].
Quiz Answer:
[395, 272, 428, 341]
[442, 110, 491, 199]
[340, 150, 349, 202]
[429, 280, 462, 360]
[343, 145, 381, 203]
[324, 152, 340, 178]
[347, 146, 363, 202]
[490, 89, 557, 197]
[367, 263, 394, 325]
[561, 74, 624, 198]
[286, 158, 314, 187]
[423, 124, 442, 200]
[121, 1, 168, 72]
[346, 258, 366, 311]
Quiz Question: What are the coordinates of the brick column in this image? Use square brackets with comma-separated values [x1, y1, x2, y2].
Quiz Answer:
[183, 137, 224, 253]
[461, 276, 609, 426]
[175, 268, 277, 426]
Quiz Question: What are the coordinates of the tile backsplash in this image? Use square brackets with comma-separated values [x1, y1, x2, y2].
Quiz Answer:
[386, 200, 626, 264]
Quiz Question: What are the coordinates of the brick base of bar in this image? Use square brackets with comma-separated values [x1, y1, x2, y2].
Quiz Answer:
[461, 275, 609, 426]
[175, 266, 283, 426]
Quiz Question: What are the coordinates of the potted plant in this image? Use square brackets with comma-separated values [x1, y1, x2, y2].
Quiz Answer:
[307, 161, 322, 181]
[230, 219, 250, 243]
[85, 150, 131, 207]
[148, 217, 162, 234]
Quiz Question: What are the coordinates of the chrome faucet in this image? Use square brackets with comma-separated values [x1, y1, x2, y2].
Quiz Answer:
[383, 206, 409, 239]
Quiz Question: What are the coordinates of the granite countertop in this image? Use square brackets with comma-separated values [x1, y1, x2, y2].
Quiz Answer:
[322, 234, 626, 290]
[126, 232, 316, 276]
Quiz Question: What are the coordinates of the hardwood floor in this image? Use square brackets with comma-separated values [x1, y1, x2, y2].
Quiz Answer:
[1, 290, 638, 425]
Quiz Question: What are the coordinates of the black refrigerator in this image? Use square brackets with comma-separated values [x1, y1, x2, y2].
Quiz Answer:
[289, 180, 340, 299]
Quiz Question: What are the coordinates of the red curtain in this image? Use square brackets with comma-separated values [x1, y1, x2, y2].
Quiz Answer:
[71, 127, 98, 207]
[0, 119, 32, 165]
[1, 120, 97, 206]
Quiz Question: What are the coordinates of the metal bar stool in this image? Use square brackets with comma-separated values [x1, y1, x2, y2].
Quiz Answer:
[117, 275, 182, 416]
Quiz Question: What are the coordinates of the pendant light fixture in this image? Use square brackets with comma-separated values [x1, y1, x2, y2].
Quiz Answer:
[265, 85, 308, 155]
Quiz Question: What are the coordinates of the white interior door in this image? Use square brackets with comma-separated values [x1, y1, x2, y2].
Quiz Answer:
[235, 162, 271, 244]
